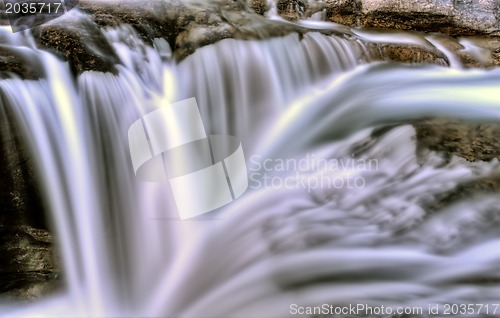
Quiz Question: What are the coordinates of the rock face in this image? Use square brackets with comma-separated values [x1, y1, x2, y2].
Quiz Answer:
[413, 117, 500, 212]
[318, 0, 500, 36]
[322, 0, 361, 26]
[365, 42, 448, 65]
[276, 0, 500, 66]
[0, 109, 60, 300]
[0, 48, 43, 80]
[33, 14, 120, 75]
[0, 0, 496, 77]
[414, 118, 500, 162]
[276, 0, 308, 20]
[77, 0, 300, 61]
[247, 0, 268, 15]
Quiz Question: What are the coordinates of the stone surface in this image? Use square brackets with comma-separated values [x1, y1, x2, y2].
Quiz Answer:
[413, 117, 500, 211]
[414, 118, 500, 162]
[276, 0, 308, 20]
[33, 13, 120, 75]
[361, 0, 454, 15]
[0, 0, 496, 77]
[318, 0, 500, 36]
[324, 0, 361, 26]
[0, 108, 61, 300]
[366, 42, 448, 65]
[0, 47, 43, 79]
[78, 0, 302, 61]
[247, 0, 269, 15]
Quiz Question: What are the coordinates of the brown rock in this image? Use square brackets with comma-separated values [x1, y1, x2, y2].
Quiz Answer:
[0, 47, 43, 79]
[33, 13, 120, 75]
[322, 0, 500, 36]
[366, 42, 448, 65]
[414, 119, 500, 213]
[414, 118, 500, 162]
[324, 0, 362, 26]
[0, 107, 61, 300]
[276, 0, 308, 20]
[247, 0, 268, 15]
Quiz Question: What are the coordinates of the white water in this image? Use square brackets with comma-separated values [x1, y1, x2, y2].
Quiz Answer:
[1, 8, 500, 318]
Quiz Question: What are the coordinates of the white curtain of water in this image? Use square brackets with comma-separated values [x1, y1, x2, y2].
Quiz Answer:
[0, 9, 500, 318]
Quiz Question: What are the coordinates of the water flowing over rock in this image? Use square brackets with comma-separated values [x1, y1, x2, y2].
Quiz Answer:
[0, 0, 500, 316]
[0, 0, 498, 78]
[277, 0, 500, 36]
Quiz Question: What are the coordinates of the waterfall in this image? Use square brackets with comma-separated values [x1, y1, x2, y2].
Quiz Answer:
[1, 9, 500, 318]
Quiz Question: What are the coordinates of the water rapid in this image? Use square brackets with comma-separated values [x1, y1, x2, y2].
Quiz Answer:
[0, 8, 500, 318]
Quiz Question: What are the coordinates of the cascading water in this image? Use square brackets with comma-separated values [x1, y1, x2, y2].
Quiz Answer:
[0, 6, 500, 318]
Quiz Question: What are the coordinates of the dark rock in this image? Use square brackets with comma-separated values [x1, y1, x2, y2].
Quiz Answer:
[324, 0, 362, 26]
[0, 104, 61, 300]
[412, 117, 500, 217]
[78, 0, 179, 53]
[0, 47, 43, 80]
[362, 11, 459, 34]
[276, 0, 308, 20]
[428, 174, 500, 213]
[247, 0, 268, 15]
[365, 42, 448, 65]
[1, 0, 496, 76]
[322, 0, 500, 37]
[33, 13, 120, 75]
[414, 118, 500, 162]
[77, 0, 305, 60]
[462, 36, 500, 67]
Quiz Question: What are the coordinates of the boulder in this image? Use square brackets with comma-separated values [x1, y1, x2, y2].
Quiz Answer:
[77, 0, 302, 61]
[323, 0, 361, 26]
[321, 0, 500, 36]
[276, 0, 308, 20]
[247, 0, 269, 15]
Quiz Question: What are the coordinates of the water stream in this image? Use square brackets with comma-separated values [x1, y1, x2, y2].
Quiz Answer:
[0, 6, 500, 318]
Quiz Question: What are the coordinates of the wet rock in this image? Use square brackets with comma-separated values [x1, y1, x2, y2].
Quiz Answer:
[78, 0, 303, 60]
[462, 36, 500, 66]
[413, 117, 500, 212]
[0, 47, 43, 80]
[365, 42, 448, 65]
[0, 0, 496, 76]
[276, 0, 308, 20]
[0, 227, 61, 301]
[414, 118, 500, 162]
[78, 0, 179, 54]
[428, 174, 500, 213]
[322, 0, 500, 36]
[0, 107, 61, 300]
[33, 13, 120, 75]
[247, 0, 269, 15]
[324, 0, 362, 26]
